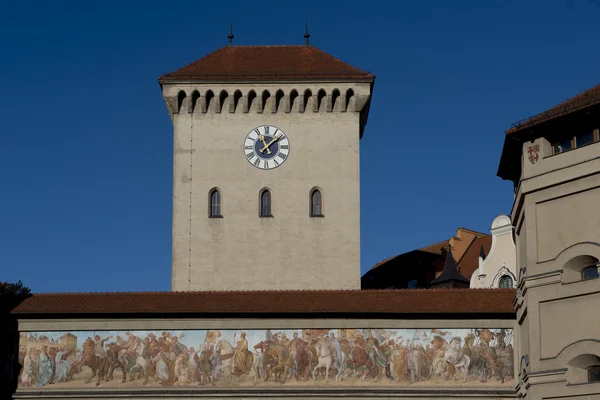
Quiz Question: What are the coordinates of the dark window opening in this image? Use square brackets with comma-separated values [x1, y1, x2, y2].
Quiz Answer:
[553, 129, 599, 155]
[209, 190, 221, 217]
[553, 139, 572, 154]
[310, 189, 323, 217]
[588, 366, 600, 383]
[582, 265, 599, 281]
[499, 275, 514, 288]
[260, 190, 272, 217]
[408, 280, 417, 289]
[576, 131, 595, 147]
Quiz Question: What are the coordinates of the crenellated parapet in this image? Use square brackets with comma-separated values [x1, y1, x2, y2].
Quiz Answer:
[164, 87, 370, 114]
[162, 84, 373, 136]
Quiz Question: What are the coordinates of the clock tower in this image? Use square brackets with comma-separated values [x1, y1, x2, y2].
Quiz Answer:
[160, 41, 374, 291]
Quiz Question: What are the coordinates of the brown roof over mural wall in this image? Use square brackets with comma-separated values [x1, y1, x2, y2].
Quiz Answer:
[158, 45, 375, 82]
[11, 289, 515, 316]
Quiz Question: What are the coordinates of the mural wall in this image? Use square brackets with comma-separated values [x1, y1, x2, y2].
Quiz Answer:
[18, 328, 514, 389]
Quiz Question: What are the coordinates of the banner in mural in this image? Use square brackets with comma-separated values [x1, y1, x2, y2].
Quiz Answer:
[18, 328, 513, 389]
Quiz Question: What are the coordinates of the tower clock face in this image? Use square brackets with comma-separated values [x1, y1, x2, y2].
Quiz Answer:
[243, 125, 290, 170]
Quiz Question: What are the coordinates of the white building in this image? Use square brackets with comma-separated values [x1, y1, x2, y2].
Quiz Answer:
[470, 214, 517, 289]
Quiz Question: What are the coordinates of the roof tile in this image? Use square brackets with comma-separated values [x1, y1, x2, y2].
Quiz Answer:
[508, 82, 600, 134]
[159, 45, 374, 82]
[11, 289, 515, 315]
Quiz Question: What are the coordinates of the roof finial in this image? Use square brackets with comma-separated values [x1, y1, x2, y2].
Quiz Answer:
[228, 22, 234, 47]
[304, 21, 310, 46]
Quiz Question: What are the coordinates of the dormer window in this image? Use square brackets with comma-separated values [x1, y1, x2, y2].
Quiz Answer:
[552, 130, 599, 155]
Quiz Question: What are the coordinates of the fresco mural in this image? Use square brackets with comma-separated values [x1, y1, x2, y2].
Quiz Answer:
[17, 328, 514, 389]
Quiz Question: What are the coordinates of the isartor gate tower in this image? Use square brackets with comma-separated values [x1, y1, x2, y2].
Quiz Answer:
[159, 43, 374, 291]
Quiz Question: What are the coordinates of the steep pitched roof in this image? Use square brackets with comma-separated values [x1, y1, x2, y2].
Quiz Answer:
[420, 240, 450, 256]
[457, 235, 493, 279]
[431, 250, 469, 285]
[159, 45, 375, 82]
[11, 289, 515, 316]
[507, 82, 600, 134]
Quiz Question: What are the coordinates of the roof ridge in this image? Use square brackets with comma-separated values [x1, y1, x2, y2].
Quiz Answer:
[309, 45, 372, 76]
[159, 45, 375, 81]
[161, 46, 228, 78]
[456, 236, 479, 266]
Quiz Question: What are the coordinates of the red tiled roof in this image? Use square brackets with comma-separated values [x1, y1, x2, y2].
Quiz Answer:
[507, 82, 600, 134]
[159, 45, 374, 82]
[11, 289, 515, 315]
[458, 235, 493, 279]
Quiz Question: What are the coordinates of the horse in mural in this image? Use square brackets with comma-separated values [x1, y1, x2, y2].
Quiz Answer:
[79, 337, 109, 386]
[347, 336, 371, 381]
[253, 341, 287, 382]
[436, 337, 470, 382]
[105, 343, 128, 384]
[312, 338, 333, 382]
[405, 346, 433, 383]
[217, 340, 235, 382]
[127, 340, 150, 385]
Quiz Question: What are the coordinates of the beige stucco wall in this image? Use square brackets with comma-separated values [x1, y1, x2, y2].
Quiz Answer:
[470, 215, 517, 289]
[511, 136, 600, 399]
[162, 82, 371, 291]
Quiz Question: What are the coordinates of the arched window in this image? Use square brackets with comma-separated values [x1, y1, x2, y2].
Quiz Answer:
[582, 265, 599, 280]
[563, 255, 600, 283]
[209, 189, 222, 217]
[310, 189, 323, 217]
[499, 275, 513, 289]
[260, 189, 272, 217]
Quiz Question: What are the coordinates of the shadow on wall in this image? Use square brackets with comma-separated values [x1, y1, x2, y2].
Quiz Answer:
[1, 281, 32, 400]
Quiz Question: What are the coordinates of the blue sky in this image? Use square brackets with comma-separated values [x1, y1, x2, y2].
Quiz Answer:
[1, 0, 599, 293]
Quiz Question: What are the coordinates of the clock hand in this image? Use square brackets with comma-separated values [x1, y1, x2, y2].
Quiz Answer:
[260, 134, 281, 153]
[258, 135, 271, 155]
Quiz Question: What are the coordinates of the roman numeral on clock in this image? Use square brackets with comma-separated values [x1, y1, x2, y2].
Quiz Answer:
[264, 126, 269, 135]
[244, 145, 253, 150]
[254, 158, 260, 167]
[247, 152, 255, 159]
[280, 144, 289, 149]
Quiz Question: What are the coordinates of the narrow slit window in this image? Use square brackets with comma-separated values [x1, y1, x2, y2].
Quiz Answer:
[260, 190, 272, 217]
[209, 190, 221, 217]
[311, 190, 323, 216]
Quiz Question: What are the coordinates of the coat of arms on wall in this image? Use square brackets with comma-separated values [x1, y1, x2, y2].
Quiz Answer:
[527, 144, 540, 164]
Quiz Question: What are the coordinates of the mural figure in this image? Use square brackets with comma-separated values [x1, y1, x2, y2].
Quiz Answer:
[18, 328, 514, 389]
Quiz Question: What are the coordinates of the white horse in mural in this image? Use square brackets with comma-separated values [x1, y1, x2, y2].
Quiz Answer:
[216, 340, 235, 382]
[441, 337, 471, 382]
[312, 340, 333, 382]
